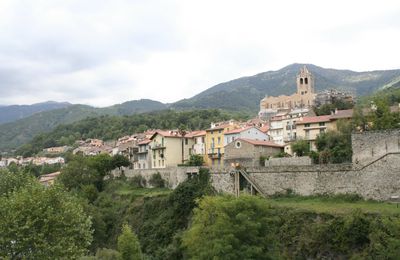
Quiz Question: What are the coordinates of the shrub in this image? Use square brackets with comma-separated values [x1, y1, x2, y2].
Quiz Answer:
[129, 174, 146, 188]
[149, 173, 165, 188]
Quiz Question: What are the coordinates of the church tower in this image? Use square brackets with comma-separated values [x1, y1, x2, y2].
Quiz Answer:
[296, 66, 315, 96]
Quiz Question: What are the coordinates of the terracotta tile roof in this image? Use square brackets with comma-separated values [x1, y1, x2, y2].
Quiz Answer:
[238, 138, 284, 148]
[330, 109, 353, 119]
[259, 125, 269, 133]
[186, 130, 206, 137]
[150, 130, 184, 139]
[224, 126, 253, 135]
[297, 115, 331, 124]
[206, 123, 232, 131]
[138, 139, 151, 145]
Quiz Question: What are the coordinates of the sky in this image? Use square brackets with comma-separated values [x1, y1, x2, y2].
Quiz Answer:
[0, 0, 399, 107]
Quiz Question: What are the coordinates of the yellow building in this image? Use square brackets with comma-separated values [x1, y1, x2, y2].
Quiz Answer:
[149, 130, 194, 168]
[205, 122, 239, 167]
[296, 115, 335, 151]
[295, 109, 354, 152]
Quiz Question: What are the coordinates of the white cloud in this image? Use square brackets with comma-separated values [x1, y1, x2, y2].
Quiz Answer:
[0, 0, 399, 106]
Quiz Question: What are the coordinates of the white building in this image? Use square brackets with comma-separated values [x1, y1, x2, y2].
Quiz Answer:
[137, 139, 151, 169]
[268, 112, 287, 145]
[190, 131, 206, 156]
[224, 126, 270, 146]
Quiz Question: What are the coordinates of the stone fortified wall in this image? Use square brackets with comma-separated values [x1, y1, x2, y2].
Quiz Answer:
[112, 166, 199, 189]
[211, 129, 400, 201]
[352, 129, 400, 165]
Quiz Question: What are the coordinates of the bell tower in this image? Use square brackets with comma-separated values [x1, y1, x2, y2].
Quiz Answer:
[296, 66, 314, 95]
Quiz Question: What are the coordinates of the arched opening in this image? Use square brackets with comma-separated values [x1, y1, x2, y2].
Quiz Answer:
[305, 78, 308, 84]
[300, 78, 303, 84]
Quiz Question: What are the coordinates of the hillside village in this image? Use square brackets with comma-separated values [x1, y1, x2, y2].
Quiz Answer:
[0, 66, 366, 172]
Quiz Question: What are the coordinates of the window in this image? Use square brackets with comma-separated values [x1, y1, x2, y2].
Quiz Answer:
[300, 78, 303, 84]
[218, 130, 222, 134]
[217, 137, 221, 145]
[202, 137, 205, 143]
[210, 131, 213, 134]
[305, 130, 310, 139]
[185, 138, 188, 145]
[305, 123, 311, 127]
[319, 122, 325, 126]
[235, 141, 241, 148]
[161, 138, 164, 146]
[305, 78, 308, 84]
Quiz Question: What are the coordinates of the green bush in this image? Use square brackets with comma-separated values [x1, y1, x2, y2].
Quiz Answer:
[129, 174, 146, 188]
[149, 173, 165, 188]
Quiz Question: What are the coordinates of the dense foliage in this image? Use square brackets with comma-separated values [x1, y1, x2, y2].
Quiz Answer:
[353, 87, 400, 131]
[0, 169, 92, 259]
[182, 195, 278, 259]
[16, 109, 249, 156]
[291, 139, 310, 156]
[183, 194, 400, 259]
[314, 100, 354, 116]
[117, 224, 142, 260]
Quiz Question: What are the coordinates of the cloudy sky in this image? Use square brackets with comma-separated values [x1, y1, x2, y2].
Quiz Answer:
[0, 0, 399, 107]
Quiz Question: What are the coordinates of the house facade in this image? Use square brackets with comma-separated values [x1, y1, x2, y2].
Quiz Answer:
[296, 115, 335, 150]
[205, 122, 239, 167]
[224, 126, 269, 146]
[224, 138, 284, 167]
[136, 139, 151, 169]
[150, 130, 194, 168]
[190, 130, 206, 157]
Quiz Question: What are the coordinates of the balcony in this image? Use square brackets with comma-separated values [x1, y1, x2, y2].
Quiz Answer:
[284, 136, 297, 142]
[151, 143, 166, 150]
[209, 153, 222, 159]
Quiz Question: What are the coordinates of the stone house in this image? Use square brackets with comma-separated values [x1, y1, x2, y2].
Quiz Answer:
[224, 138, 284, 167]
[39, 171, 61, 187]
[224, 126, 269, 146]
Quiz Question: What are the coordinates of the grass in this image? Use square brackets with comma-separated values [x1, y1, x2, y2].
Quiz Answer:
[265, 195, 400, 216]
[114, 183, 171, 197]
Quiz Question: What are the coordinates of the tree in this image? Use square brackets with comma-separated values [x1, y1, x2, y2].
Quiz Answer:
[182, 195, 279, 259]
[315, 130, 352, 163]
[111, 154, 131, 169]
[291, 139, 310, 156]
[186, 154, 204, 166]
[58, 155, 102, 191]
[0, 172, 92, 259]
[117, 224, 142, 260]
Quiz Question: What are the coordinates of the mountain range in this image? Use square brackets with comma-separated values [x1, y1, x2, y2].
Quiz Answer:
[1, 63, 400, 152]
[0, 101, 72, 124]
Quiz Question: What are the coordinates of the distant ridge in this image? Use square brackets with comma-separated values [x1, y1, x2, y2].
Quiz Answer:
[171, 63, 400, 112]
[0, 99, 167, 151]
[0, 101, 72, 124]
